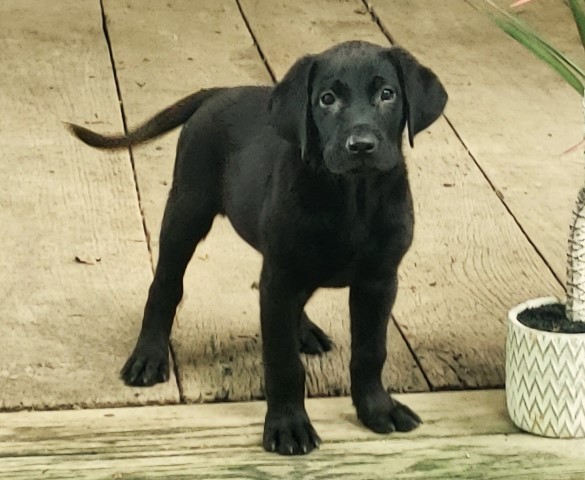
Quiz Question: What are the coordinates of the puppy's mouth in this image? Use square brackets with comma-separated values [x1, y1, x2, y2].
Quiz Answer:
[341, 155, 396, 175]
[326, 160, 392, 176]
[345, 164, 376, 174]
[323, 145, 399, 176]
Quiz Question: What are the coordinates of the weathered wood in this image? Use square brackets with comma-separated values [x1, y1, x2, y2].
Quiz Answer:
[240, 0, 564, 389]
[1, 391, 585, 479]
[102, 0, 428, 402]
[3, 0, 574, 414]
[0, 0, 178, 409]
[372, 0, 582, 283]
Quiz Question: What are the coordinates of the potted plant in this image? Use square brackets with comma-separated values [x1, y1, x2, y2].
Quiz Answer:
[488, 0, 585, 438]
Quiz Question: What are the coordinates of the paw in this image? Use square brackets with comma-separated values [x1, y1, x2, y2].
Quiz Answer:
[299, 315, 333, 355]
[120, 341, 170, 387]
[263, 408, 321, 455]
[356, 394, 421, 434]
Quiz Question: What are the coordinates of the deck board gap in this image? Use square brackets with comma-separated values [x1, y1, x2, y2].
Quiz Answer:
[391, 316, 433, 391]
[441, 113, 565, 290]
[169, 342, 186, 404]
[363, 0, 397, 44]
[100, 0, 186, 400]
[235, 0, 277, 83]
[99, 0, 155, 273]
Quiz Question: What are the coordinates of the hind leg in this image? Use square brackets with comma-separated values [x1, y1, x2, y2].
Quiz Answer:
[299, 311, 332, 355]
[121, 184, 218, 386]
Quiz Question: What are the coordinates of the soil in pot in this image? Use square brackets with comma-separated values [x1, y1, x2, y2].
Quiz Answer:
[518, 302, 585, 333]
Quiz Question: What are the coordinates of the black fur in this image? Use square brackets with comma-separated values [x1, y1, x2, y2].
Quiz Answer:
[68, 41, 447, 456]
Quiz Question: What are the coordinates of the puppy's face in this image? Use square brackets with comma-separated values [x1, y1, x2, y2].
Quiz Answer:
[269, 41, 448, 176]
[309, 49, 405, 174]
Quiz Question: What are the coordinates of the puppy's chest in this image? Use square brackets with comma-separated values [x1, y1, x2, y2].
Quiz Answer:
[281, 208, 407, 284]
[268, 174, 413, 282]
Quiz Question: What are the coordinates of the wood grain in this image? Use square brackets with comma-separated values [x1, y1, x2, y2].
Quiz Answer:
[102, 0, 428, 402]
[0, 0, 178, 409]
[2, 391, 585, 479]
[240, 0, 563, 389]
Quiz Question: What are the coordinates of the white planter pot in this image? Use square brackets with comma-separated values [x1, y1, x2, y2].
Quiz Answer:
[506, 296, 585, 438]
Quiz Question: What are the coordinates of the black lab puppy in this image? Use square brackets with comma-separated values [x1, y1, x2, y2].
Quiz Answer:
[69, 40, 447, 455]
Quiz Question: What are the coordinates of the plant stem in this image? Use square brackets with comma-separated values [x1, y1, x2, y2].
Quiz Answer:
[566, 92, 585, 323]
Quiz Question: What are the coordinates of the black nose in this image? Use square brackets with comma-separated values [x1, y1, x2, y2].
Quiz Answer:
[346, 133, 378, 154]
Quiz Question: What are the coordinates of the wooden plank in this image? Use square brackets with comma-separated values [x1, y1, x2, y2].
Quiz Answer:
[1, 391, 585, 478]
[370, 0, 581, 283]
[4, 436, 583, 480]
[0, 0, 178, 409]
[102, 0, 428, 403]
[239, 0, 563, 389]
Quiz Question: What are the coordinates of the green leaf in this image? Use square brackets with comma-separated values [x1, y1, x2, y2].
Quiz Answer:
[496, 17, 584, 93]
[568, 0, 585, 52]
[487, 0, 585, 94]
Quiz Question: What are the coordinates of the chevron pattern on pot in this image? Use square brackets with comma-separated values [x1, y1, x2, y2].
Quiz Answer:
[506, 316, 585, 438]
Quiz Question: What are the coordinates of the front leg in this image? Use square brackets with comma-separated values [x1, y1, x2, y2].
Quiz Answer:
[260, 263, 321, 455]
[350, 275, 421, 433]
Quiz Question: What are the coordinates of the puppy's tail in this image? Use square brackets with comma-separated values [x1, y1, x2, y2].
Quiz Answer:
[66, 88, 222, 149]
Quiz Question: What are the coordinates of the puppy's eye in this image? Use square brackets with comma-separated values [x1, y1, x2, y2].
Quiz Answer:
[380, 88, 396, 102]
[320, 92, 336, 107]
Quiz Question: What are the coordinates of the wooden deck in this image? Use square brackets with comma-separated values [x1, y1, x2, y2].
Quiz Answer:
[1, 0, 584, 477]
[2, 390, 585, 479]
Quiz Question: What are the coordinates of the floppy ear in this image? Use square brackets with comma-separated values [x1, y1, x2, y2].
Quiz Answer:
[389, 47, 448, 147]
[268, 55, 317, 157]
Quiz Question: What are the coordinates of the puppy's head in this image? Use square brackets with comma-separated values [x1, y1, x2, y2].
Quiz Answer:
[269, 41, 448, 175]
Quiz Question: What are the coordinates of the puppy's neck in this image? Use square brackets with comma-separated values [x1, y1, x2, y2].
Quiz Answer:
[294, 158, 407, 217]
